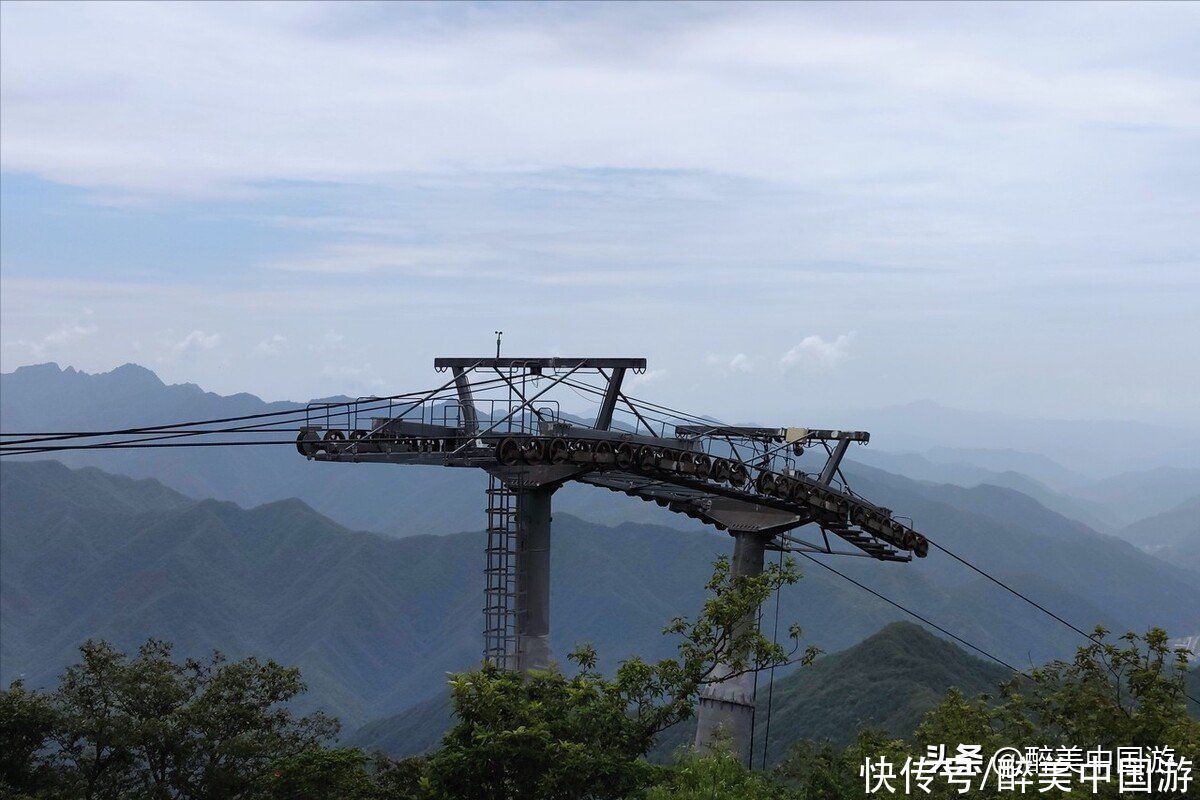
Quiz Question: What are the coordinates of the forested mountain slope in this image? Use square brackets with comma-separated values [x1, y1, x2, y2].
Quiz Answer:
[353, 622, 1013, 762]
[0, 362, 694, 536]
[4, 460, 1197, 731]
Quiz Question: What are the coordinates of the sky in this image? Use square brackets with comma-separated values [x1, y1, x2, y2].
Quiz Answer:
[1, 1, 1198, 427]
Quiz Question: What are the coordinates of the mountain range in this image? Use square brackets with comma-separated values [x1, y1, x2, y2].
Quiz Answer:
[2, 362, 1197, 755]
[352, 622, 1014, 764]
[3, 362, 1196, 544]
[3, 457, 1197, 734]
[1118, 495, 1200, 572]
[832, 399, 1200, 482]
[0, 362, 695, 537]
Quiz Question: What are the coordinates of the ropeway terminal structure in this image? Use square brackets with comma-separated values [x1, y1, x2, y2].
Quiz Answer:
[294, 356, 929, 757]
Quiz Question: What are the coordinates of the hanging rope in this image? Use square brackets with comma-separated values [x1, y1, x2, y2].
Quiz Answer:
[747, 601, 762, 769]
[760, 547, 785, 770]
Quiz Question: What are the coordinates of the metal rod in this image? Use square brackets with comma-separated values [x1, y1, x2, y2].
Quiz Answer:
[446, 364, 585, 456]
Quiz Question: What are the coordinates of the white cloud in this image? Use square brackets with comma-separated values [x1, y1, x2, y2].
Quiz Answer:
[170, 329, 221, 357]
[1, 3, 1196, 196]
[706, 352, 757, 374]
[780, 334, 853, 372]
[253, 334, 287, 357]
[265, 243, 499, 275]
[3, 324, 97, 359]
[628, 369, 667, 389]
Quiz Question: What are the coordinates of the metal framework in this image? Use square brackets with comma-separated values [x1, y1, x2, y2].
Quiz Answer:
[295, 357, 929, 758]
[483, 474, 518, 671]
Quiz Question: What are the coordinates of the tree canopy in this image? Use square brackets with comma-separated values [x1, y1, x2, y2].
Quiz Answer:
[2, 570, 1195, 800]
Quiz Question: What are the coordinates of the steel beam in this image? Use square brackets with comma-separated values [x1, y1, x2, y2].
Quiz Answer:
[515, 485, 554, 671]
[693, 530, 769, 760]
[451, 367, 478, 434]
[818, 439, 851, 485]
[593, 367, 626, 431]
[435, 357, 646, 371]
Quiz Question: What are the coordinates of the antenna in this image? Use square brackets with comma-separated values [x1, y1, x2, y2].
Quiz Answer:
[494, 331, 503, 358]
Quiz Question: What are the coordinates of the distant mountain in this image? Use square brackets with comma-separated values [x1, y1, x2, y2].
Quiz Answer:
[658, 622, 1013, 764]
[353, 622, 1012, 762]
[6, 459, 1198, 733]
[0, 362, 694, 537]
[837, 400, 1200, 480]
[744, 622, 1008, 761]
[349, 690, 453, 757]
[1077, 471, 1200, 529]
[1119, 496, 1200, 550]
[1171, 534, 1200, 573]
[921, 447, 1087, 491]
[848, 451, 1111, 531]
[6, 363, 1194, 540]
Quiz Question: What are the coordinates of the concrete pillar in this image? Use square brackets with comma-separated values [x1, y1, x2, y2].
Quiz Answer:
[693, 531, 768, 760]
[515, 485, 554, 671]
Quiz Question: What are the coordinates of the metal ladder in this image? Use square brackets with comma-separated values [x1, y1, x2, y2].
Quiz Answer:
[483, 474, 518, 670]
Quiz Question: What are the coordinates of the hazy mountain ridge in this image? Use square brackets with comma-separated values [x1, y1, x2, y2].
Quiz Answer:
[5, 362, 1196, 545]
[846, 451, 1113, 531]
[353, 622, 1014, 762]
[0, 362, 695, 536]
[4, 459, 1198, 731]
[841, 400, 1200, 480]
[1119, 495, 1200, 548]
[4, 363, 1198, 739]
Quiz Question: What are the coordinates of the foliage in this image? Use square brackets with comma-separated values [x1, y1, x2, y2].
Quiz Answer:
[774, 727, 909, 799]
[422, 554, 814, 799]
[257, 748, 377, 799]
[773, 627, 1200, 799]
[1, 639, 343, 800]
[2, 555, 811, 799]
[0, 678, 60, 798]
[640, 744, 795, 799]
[916, 627, 1198, 753]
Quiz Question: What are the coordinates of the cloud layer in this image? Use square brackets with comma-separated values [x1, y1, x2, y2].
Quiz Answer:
[1, 3, 1197, 424]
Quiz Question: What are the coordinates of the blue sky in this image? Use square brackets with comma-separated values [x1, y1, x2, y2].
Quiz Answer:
[1, 1, 1197, 426]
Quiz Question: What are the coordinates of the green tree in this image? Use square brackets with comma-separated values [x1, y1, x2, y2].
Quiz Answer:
[1, 640, 341, 800]
[774, 728, 908, 800]
[256, 748, 377, 800]
[774, 627, 1199, 799]
[640, 744, 796, 799]
[0, 678, 62, 798]
[423, 554, 816, 800]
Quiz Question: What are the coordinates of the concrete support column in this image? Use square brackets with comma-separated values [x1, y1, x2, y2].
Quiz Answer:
[693, 531, 768, 760]
[515, 485, 554, 671]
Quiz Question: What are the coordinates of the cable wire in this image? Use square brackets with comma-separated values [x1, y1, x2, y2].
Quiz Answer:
[927, 540, 1098, 643]
[760, 547, 784, 771]
[795, 551, 1025, 675]
[0, 374, 517, 454]
[0, 372, 514, 447]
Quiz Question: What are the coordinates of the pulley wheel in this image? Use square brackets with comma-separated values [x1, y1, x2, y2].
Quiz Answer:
[728, 463, 748, 487]
[615, 442, 635, 469]
[296, 430, 321, 457]
[497, 437, 521, 465]
[521, 438, 546, 464]
[637, 446, 658, 470]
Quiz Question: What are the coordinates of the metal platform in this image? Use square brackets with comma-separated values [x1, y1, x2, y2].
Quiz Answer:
[295, 355, 930, 760]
